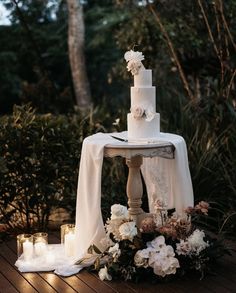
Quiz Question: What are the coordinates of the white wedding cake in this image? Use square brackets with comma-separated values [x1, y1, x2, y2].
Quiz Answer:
[124, 50, 160, 140]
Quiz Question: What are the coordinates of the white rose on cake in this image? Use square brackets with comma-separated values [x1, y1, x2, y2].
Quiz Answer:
[145, 107, 156, 122]
[131, 106, 144, 119]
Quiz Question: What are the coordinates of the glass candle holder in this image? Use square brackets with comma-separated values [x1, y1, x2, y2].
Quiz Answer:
[60, 224, 75, 244]
[60, 224, 76, 257]
[17, 234, 34, 261]
[33, 232, 48, 257]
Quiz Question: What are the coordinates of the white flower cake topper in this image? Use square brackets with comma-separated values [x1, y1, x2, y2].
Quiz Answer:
[124, 49, 145, 75]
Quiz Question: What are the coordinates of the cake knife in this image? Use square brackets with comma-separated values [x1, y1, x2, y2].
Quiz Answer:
[110, 135, 128, 142]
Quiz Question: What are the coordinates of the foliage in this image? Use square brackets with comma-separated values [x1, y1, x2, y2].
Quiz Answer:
[0, 104, 126, 232]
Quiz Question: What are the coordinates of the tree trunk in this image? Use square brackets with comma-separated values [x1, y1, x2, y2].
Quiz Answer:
[67, 0, 91, 109]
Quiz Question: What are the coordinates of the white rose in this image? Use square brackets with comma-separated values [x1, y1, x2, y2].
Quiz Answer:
[127, 60, 143, 75]
[131, 106, 144, 119]
[98, 266, 112, 281]
[118, 221, 137, 241]
[111, 204, 129, 220]
[108, 243, 121, 261]
[134, 250, 149, 268]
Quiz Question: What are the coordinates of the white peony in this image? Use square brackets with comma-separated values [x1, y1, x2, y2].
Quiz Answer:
[134, 250, 149, 268]
[111, 204, 129, 220]
[187, 229, 209, 254]
[148, 235, 166, 251]
[176, 229, 209, 256]
[98, 266, 112, 281]
[108, 243, 121, 261]
[124, 50, 145, 75]
[153, 255, 180, 277]
[159, 245, 175, 258]
[118, 221, 137, 241]
[124, 50, 144, 63]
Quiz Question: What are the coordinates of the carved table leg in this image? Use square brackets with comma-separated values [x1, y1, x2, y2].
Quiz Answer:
[126, 156, 144, 222]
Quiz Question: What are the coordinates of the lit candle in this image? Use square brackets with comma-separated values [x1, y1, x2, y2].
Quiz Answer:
[64, 231, 76, 257]
[23, 240, 34, 261]
[34, 241, 47, 256]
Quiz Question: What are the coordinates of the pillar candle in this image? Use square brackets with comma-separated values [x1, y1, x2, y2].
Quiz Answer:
[23, 240, 34, 261]
[34, 241, 47, 256]
[64, 231, 76, 257]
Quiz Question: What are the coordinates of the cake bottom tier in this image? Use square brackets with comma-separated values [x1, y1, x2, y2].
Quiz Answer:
[127, 113, 160, 140]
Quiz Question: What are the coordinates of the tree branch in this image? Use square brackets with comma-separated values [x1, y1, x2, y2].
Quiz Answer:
[148, 3, 194, 101]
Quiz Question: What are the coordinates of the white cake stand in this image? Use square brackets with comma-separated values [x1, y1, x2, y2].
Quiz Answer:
[104, 141, 175, 226]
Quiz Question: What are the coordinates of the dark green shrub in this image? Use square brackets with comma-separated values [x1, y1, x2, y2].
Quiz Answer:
[0, 104, 126, 232]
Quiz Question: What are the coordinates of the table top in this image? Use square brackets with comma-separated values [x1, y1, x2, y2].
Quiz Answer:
[104, 141, 175, 159]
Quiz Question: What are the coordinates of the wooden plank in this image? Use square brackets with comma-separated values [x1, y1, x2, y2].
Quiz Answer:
[39, 272, 77, 292]
[76, 271, 116, 293]
[90, 273, 136, 293]
[2, 234, 236, 293]
[1, 240, 57, 293]
[0, 256, 37, 293]
[5, 235, 110, 293]
[0, 272, 19, 293]
[60, 275, 96, 293]
[49, 234, 118, 292]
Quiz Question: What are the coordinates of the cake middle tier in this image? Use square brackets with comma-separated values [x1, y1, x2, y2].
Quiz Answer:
[127, 112, 160, 139]
[130, 87, 156, 110]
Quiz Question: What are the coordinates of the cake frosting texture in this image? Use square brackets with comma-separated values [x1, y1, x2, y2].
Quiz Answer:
[126, 64, 160, 140]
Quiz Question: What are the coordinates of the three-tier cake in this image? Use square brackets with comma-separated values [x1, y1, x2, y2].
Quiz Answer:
[124, 50, 160, 140]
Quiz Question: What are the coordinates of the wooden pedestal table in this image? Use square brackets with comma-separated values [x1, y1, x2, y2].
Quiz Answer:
[104, 141, 175, 226]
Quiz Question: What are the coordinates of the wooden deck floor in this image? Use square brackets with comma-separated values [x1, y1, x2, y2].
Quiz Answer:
[0, 233, 236, 293]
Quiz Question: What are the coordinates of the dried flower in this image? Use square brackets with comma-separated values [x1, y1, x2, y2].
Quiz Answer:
[140, 217, 156, 233]
[195, 201, 209, 215]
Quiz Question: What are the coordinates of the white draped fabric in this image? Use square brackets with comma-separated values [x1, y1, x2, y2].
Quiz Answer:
[15, 131, 193, 276]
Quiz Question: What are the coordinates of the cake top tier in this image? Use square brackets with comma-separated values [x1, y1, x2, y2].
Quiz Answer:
[134, 69, 152, 87]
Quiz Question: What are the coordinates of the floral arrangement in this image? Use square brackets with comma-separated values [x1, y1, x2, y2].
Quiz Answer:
[130, 105, 155, 122]
[124, 50, 144, 75]
[79, 201, 227, 282]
